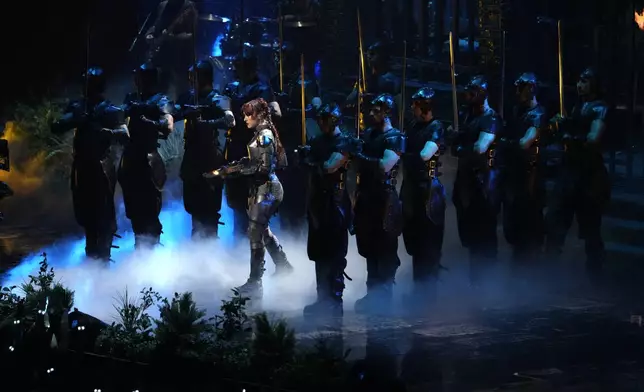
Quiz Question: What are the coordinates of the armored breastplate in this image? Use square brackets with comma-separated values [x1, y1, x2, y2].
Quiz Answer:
[310, 133, 347, 190]
[73, 100, 119, 160]
[360, 128, 401, 188]
[404, 120, 443, 182]
[183, 90, 221, 147]
[128, 93, 169, 153]
[459, 108, 499, 170]
[248, 129, 277, 179]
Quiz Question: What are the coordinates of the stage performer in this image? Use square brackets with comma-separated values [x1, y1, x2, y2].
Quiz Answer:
[499, 72, 546, 271]
[298, 103, 353, 317]
[351, 93, 406, 314]
[545, 67, 611, 280]
[204, 98, 293, 300]
[451, 76, 503, 287]
[176, 60, 235, 238]
[52, 67, 128, 261]
[120, 62, 174, 248]
[400, 87, 446, 309]
[224, 49, 281, 238]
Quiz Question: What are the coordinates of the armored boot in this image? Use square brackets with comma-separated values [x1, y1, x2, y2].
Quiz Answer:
[406, 256, 440, 312]
[355, 257, 394, 315]
[236, 248, 265, 299]
[355, 281, 393, 315]
[303, 262, 344, 318]
[264, 234, 294, 277]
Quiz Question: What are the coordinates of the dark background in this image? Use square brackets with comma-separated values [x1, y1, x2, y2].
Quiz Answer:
[0, 0, 640, 111]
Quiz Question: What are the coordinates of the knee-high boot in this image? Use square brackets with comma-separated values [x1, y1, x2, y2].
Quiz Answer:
[236, 248, 266, 299]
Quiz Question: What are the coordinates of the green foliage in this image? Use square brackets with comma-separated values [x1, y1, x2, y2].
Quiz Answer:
[0, 284, 22, 330]
[10, 99, 72, 180]
[154, 291, 217, 360]
[12, 99, 66, 153]
[19, 253, 74, 323]
[95, 287, 161, 361]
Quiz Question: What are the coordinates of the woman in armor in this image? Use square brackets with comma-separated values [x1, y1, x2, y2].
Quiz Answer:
[204, 98, 293, 299]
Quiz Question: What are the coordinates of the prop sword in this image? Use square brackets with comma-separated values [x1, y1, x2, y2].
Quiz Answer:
[500, 30, 507, 118]
[300, 53, 306, 145]
[129, 12, 152, 52]
[279, 5, 284, 92]
[448, 32, 459, 131]
[399, 40, 407, 131]
[557, 20, 565, 116]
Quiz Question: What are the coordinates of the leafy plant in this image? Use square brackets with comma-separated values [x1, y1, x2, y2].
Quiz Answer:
[95, 287, 161, 361]
[20, 253, 74, 322]
[0, 284, 22, 330]
[250, 312, 297, 383]
[209, 289, 253, 376]
[10, 99, 72, 180]
[154, 292, 216, 360]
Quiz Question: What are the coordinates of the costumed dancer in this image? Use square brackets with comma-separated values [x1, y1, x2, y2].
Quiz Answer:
[51, 67, 128, 260]
[545, 67, 611, 280]
[271, 45, 322, 237]
[400, 87, 446, 309]
[205, 98, 293, 300]
[352, 94, 406, 314]
[298, 103, 353, 317]
[176, 60, 235, 238]
[451, 76, 502, 287]
[224, 50, 281, 238]
[499, 72, 546, 271]
[120, 62, 174, 247]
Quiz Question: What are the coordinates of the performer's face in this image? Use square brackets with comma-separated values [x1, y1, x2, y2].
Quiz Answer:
[516, 84, 532, 104]
[317, 116, 334, 134]
[368, 106, 386, 126]
[244, 113, 259, 129]
[577, 77, 591, 96]
[412, 101, 424, 118]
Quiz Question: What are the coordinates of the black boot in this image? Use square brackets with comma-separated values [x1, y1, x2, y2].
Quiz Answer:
[265, 235, 294, 277]
[236, 248, 265, 299]
[303, 262, 344, 318]
[355, 281, 393, 315]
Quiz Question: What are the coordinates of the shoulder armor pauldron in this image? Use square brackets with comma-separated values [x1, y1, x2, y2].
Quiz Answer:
[257, 129, 274, 146]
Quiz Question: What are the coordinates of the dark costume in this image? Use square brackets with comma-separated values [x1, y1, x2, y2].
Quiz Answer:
[352, 94, 406, 314]
[451, 76, 502, 285]
[52, 67, 128, 260]
[499, 73, 546, 265]
[401, 88, 446, 304]
[224, 52, 277, 237]
[207, 115, 292, 299]
[271, 48, 321, 236]
[119, 63, 173, 247]
[145, 0, 198, 98]
[176, 60, 234, 238]
[544, 68, 611, 276]
[298, 104, 353, 317]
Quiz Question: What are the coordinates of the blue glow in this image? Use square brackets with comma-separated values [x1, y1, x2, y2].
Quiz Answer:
[211, 33, 225, 57]
[314, 60, 322, 81]
[3, 192, 236, 284]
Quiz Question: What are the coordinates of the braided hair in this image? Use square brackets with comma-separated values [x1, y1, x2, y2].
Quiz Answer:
[241, 98, 286, 158]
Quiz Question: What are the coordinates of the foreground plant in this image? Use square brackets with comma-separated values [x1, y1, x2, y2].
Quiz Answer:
[154, 291, 216, 360]
[95, 287, 161, 361]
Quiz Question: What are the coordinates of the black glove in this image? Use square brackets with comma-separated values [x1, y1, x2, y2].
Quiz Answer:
[346, 137, 364, 156]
